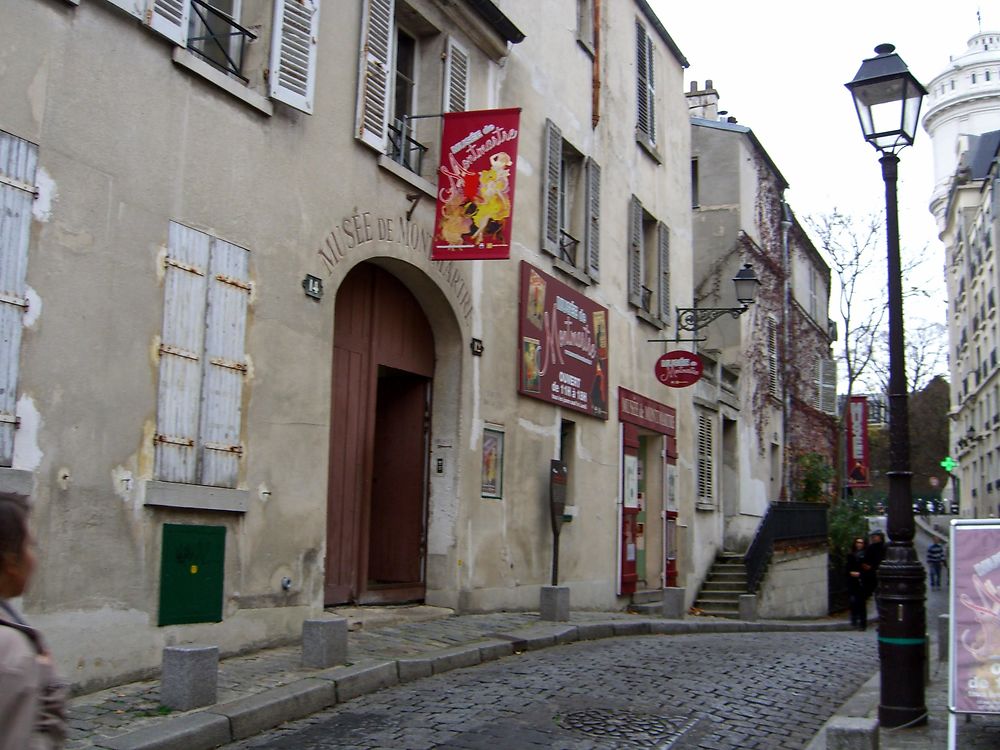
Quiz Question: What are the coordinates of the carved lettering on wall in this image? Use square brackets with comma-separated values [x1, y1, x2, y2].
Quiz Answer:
[316, 211, 473, 322]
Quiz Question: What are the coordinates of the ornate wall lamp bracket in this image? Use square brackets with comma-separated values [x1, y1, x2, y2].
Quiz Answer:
[673, 263, 760, 334]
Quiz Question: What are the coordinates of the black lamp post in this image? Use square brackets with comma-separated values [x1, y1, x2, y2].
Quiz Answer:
[846, 44, 928, 729]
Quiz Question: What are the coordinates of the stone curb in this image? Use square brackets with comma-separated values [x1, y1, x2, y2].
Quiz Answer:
[93, 616, 855, 749]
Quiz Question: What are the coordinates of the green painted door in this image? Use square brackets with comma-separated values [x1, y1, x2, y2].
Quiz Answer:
[159, 523, 225, 626]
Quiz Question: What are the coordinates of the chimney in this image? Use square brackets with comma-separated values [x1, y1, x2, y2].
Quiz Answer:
[686, 79, 719, 120]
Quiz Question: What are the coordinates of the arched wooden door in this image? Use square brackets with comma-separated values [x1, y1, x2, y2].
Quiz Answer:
[326, 263, 434, 605]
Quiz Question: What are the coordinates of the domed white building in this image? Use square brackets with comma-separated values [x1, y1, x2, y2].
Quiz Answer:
[924, 31, 1000, 228]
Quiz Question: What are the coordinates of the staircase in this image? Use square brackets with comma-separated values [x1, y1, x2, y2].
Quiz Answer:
[628, 588, 665, 616]
[692, 553, 748, 618]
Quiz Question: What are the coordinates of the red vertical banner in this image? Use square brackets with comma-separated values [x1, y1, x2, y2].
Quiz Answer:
[846, 395, 871, 488]
[432, 108, 521, 261]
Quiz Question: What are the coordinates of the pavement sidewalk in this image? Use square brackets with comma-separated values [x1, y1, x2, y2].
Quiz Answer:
[66, 607, 857, 750]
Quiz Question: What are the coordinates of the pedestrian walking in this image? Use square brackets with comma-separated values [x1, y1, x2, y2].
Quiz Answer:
[846, 537, 869, 630]
[0, 492, 67, 750]
[926, 539, 947, 590]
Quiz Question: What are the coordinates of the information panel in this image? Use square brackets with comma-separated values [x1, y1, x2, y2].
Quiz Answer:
[950, 520, 1000, 714]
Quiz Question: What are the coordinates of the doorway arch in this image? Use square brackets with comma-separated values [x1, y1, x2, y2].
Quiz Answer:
[325, 262, 435, 605]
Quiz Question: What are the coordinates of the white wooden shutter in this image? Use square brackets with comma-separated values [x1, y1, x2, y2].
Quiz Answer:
[657, 222, 670, 322]
[819, 358, 838, 415]
[443, 37, 469, 113]
[628, 196, 643, 306]
[146, 0, 189, 46]
[767, 317, 779, 397]
[269, 0, 321, 114]
[584, 158, 600, 280]
[541, 119, 562, 256]
[0, 132, 37, 467]
[156, 223, 209, 483]
[356, 0, 394, 150]
[697, 413, 713, 502]
[199, 239, 250, 488]
[645, 34, 656, 144]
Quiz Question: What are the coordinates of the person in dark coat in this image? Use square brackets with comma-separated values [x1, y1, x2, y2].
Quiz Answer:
[846, 537, 869, 630]
[862, 530, 886, 598]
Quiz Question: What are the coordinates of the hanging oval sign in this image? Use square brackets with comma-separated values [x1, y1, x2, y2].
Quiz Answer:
[655, 351, 704, 388]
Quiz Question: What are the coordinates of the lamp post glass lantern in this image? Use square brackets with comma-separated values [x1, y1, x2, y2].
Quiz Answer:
[846, 45, 928, 729]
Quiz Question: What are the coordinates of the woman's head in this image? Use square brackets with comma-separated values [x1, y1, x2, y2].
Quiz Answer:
[0, 493, 34, 599]
[853, 537, 866, 549]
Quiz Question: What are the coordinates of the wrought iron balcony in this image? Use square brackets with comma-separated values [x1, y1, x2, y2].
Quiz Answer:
[187, 0, 257, 84]
[387, 119, 428, 175]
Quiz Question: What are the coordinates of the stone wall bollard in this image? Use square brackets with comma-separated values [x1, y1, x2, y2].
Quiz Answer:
[160, 645, 219, 711]
[539, 585, 570, 621]
[661, 587, 686, 619]
[826, 716, 879, 750]
[302, 617, 348, 668]
[938, 613, 949, 663]
[738, 594, 758, 622]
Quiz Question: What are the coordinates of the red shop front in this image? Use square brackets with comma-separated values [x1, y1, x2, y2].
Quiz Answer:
[617, 388, 678, 596]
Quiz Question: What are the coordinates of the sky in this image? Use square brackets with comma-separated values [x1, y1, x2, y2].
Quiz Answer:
[649, 1, 996, 344]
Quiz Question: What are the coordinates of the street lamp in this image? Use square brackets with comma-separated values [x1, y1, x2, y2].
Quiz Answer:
[676, 263, 761, 332]
[846, 44, 928, 729]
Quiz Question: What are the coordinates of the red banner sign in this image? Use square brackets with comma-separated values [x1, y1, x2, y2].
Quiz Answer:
[846, 395, 871, 488]
[518, 262, 609, 419]
[618, 388, 676, 435]
[655, 351, 704, 388]
[431, 108, 521, 261]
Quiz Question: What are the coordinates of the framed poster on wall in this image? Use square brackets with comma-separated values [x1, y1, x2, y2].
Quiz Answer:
[481, 426, 505, 499]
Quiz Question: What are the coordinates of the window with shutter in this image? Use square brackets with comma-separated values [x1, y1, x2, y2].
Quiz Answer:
[0, 131, 37, 468]
[269, 0, 320, 113]
[819, 358, 838, 415]
[628, 199, 668, 324]
[149, 0, 189, 45]
[443, 37, 469, 113]
[156, 223, 250, 488]
[541, 122, 600, 283]
[697, 413, 714, 504]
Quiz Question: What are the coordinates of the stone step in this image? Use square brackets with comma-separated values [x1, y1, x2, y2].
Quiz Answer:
[628, 602, 665, 616]
[630, 589, 663, 605]
[700, 584, 747, 594]
[693, 596, 740, 608]
[693, 607, 741, 619]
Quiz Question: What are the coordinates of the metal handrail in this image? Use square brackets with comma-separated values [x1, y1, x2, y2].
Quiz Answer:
[744, 502, 828, 593]
[187, 0, 257, 83]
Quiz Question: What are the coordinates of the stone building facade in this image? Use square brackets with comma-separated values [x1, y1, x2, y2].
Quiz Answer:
[1, 0, 716, 692]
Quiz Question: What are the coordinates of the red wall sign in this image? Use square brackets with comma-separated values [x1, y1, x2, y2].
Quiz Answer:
[431, 108, 521, 261]
[518, 262, 609, 419]
[846, 395, 871, 488]
[654, 351, 704, 388]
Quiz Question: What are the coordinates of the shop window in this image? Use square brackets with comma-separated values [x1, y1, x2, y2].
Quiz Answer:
[541, 120, 600, 282]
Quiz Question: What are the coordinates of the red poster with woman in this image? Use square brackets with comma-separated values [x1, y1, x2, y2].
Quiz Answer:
[432, 108, 520, 261]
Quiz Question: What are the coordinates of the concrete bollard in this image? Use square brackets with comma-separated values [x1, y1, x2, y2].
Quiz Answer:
[661, 587, 686, 619]
[825, 716, 879, 750]
[539, 585, 570, 621]
[160, 645, 219, 711]
[302, 617, 348, 668]
[738, 594, 758, 622]
[938, 614, 949, 662]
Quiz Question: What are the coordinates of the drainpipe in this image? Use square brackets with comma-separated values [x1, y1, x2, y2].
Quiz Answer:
[780, 200, 793, 502]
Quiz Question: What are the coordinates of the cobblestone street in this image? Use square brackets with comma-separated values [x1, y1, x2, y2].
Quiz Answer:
[231, 630, 878, 749]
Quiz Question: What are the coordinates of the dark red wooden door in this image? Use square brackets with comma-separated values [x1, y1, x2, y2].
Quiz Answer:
[326, 264, 434, 605]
